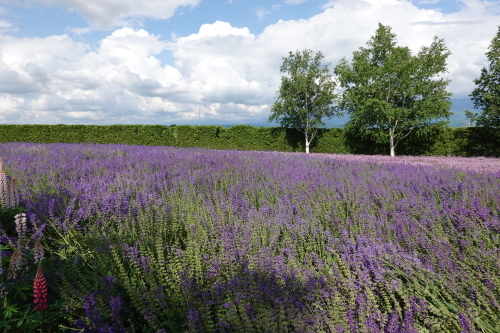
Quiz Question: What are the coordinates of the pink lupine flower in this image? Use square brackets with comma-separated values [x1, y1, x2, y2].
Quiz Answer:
[14, 213, 27, 242]
[34, 263, 48, 311]
[0, 169, 7, 209]
[0, 157, 20, 210]
[0, 170, 19, 210]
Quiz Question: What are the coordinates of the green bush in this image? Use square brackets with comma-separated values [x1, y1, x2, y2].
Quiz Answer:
[0, 124, 498, 156]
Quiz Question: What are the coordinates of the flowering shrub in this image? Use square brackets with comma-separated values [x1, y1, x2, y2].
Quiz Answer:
[0, 143, 498, 332]
[0, 158, 68, 332]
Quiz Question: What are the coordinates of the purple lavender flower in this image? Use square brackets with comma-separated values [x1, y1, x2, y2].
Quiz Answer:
[82, 293, 103, 329]
[0, 143, 498, 332]
[458, 313, 474, 333]
[109, 295, 122, 318]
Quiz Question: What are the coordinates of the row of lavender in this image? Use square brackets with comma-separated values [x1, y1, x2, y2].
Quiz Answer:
[311, 153, 500, 173]
[0, 142, 499, 332]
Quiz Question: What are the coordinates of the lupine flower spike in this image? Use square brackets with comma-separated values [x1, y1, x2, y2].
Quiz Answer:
[6, 248, 22, 280]
[6, 213, 29, 280]
[34, 262, 48, 311]
[15, 213, 28, 248]
[8, 178, 19, 209]
[0, 165, 19, 211]
[0, 169, 7, 210]
[34, 239, 45, 264]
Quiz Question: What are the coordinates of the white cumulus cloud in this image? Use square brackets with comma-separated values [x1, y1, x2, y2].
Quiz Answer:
[0, 0, 498, 125]
[14, 0, 202, 29]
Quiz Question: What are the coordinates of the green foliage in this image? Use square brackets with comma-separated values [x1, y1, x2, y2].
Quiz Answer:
[334, 23, 453, 156]
[451, 127, 500, 157]
[39, 190, 192, 332]
[466, 26, 500, 128]
[269, 49, 342, 153]
[0, 124, 499, 156]
[0, 189, 71, 332]
[0, 231, 72, 332]
[0, 268, 70, 333]
[308, 128, 348, 154]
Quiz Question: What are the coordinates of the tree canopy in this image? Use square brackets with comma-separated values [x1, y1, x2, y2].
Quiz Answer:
[269, 49, 342, 153]
[334, 23, 453, 156]
[466, 26, 500, 128]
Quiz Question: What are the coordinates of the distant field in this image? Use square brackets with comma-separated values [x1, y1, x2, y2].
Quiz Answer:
[0, 142, 499, 332]
[312, 153, 500, 173]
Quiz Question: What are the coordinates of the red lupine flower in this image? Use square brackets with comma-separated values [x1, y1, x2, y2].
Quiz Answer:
[34, 263, 48, 311]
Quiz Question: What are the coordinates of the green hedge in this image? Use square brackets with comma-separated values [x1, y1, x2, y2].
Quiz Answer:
[0, 124, 498, 157]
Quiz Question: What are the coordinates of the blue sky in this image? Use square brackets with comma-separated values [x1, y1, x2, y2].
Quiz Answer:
[0, 0, 499, 126]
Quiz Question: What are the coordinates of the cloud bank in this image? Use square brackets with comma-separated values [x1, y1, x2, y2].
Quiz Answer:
[0, 0, 498, 125]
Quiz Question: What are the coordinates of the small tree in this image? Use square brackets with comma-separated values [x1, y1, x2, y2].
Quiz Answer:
[269, 49, 341, 153]
[334, 23, 453, 156]
[466, 26, 500, 128]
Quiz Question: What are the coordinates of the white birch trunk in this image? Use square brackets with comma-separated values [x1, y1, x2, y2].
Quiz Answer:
[305, 131, 310, 154]
[389, 127, 396, 157]
[305, 96, 310, 154]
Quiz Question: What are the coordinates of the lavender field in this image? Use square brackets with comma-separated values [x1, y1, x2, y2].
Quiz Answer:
[0, 142, 499, 332]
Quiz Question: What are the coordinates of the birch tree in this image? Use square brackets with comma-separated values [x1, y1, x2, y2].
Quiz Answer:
[334, 23, 452, 156]
[269, 49, 341, 154]
[466, 26, 500, 128]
